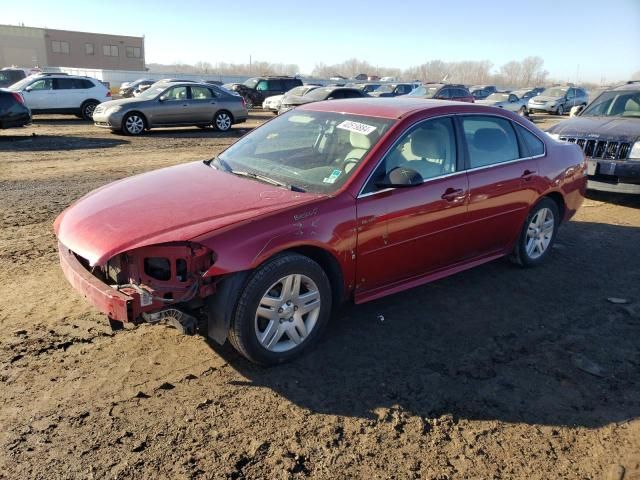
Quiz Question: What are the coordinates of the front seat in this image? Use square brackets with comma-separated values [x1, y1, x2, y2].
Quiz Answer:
[407, 127, 448, 178]
[343, 131, 372, 172]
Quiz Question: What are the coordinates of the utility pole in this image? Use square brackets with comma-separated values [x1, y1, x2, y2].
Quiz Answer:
[249, 55, 252, 74]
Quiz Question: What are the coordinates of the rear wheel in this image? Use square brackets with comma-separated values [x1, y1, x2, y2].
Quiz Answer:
[510, 198, 559, 267]
[213, 111, 232, 132]
[81, 101, 99, 121]
[121, 113, 146, 135]
[228, 253, 332, 365]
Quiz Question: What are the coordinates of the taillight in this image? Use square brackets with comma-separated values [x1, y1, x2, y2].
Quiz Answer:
[241, 96, 246, 109]
[106, 91, 112, 97]
[11, 92, 24, 104]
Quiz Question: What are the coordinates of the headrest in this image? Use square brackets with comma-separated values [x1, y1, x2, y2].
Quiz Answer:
[350, 131, 372, 150]
[411, 127, 445, 159]
[473, 128, 508, 152]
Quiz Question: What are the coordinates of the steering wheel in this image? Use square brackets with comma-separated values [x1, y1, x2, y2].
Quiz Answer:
[341, 157, 360, 173]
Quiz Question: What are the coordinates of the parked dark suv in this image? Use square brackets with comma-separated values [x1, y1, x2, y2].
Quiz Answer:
[0, 68, 27, 88]
[546, 81, 640, 194]
[407, 83, 474, 102]
[0, 89, 31, 128]
[239, 76, 303, 108]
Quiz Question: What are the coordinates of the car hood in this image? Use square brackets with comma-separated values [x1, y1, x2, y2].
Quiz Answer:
[547, 116, 640, 141]
[282, 94, 316, 106]
[97, 97, 150, 108]
[54, 161, 322, 266]
[476, 99, 505, 106]
[264, 94, 284, 102]
[530, 95, 561, 103]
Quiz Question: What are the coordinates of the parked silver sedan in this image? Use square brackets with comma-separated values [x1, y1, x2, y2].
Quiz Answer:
[476, 92, 529, 116]
[93, 81, 248, 135]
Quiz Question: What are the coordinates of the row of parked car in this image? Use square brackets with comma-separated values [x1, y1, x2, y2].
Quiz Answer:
[1, 70, 638, 194]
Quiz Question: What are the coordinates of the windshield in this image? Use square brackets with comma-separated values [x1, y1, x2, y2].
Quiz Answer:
[541, 87, 568, 98]
[581, 90, 640, 118]
[486, 93, 510, 102]
[407, 86, 439, 98]
[138, 85, 167, 99]
[243, 77, 259, 88]
[375, 85, 395, 93]
[8, 76, 35, 91]
[304, 87, 334, 101]
[216, 110, 395, 193]
[512, 90, 530, 98]
[362, 84, 380, 93]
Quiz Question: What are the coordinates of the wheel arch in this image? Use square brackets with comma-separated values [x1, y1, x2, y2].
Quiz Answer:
[542, 191, 566, 223]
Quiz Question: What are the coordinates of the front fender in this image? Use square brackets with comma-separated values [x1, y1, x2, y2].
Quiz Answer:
[195, 193, 358, 297]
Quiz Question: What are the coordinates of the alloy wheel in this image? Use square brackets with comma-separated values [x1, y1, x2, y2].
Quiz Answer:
[254, 274, 321, 353]
[83, 103, 97, 119]
[215, 113, 231, 131]
[525, 207, 554, 259]
[125, 115, 144, 135]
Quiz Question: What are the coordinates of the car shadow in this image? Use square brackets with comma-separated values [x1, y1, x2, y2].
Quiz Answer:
[135, 126, 255, 139]
[206, 220, 640, 429]
[0, 134, 129, 151]
[586, 189, 640, 208]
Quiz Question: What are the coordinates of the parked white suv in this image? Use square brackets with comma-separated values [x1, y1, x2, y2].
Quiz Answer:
[8, 73, 111, 120]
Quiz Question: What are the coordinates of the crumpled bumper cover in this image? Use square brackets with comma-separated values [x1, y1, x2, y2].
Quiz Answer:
[58, 241, 134, 322]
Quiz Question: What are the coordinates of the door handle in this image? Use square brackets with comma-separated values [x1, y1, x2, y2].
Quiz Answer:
[521, 169, 536, 181]
[441, 188, 465, 202]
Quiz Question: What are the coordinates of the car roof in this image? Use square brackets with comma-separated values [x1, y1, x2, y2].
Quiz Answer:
[297, 97, 483, 119]
[612, 81, 640, 91]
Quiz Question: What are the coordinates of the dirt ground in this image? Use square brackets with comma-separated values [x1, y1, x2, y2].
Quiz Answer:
[0, 111, 639, 480]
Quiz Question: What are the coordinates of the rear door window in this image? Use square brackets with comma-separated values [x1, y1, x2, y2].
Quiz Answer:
[190, 86, 213, 99]
[461, 116, 520, 168]
[268, 79, 283, 91]
[54, 78, 75, 90]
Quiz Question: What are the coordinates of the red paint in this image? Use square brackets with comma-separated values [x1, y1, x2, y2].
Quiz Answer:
[55, 99, 586, 322]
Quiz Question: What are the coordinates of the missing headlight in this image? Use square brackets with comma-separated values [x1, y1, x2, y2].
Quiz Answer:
[144, 257, 171, 281]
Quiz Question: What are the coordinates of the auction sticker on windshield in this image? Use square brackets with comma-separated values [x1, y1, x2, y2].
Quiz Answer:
[337, 120, 377, 136]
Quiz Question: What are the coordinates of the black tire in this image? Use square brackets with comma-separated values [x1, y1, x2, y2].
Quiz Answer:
[556, 104, 564, 116]
[510, 197, 560, 268]
[518, 106, 527, 116]
[213, 111, 233, 132]
[228, 253, 332, 366]
[81, 101, 99, 121]
[121, 112, 146, 135]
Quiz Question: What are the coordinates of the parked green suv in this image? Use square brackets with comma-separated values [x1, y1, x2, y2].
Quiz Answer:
[239, 76, 303, 108]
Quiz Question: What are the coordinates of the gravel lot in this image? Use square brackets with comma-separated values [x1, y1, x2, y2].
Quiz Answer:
[1, 112, 639, 479]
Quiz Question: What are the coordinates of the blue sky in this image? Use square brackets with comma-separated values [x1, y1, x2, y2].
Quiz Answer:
[4, 0, 639, 82]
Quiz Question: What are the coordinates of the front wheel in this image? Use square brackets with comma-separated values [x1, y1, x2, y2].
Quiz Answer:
[510, 198, 559, 267]
[121, 113, 146, 135]
[228, 253, 332, 365]
[556, 104, 564, 115]
[518, 106, 527, 116]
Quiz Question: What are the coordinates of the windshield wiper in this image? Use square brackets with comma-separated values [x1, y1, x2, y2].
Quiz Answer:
[209, 157, 305, 192]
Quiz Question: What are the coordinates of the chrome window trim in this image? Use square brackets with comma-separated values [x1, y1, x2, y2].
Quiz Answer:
[356, 112, 547, 199]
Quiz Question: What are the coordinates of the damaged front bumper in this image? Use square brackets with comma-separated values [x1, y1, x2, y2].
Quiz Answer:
[58, 241, 136, 322]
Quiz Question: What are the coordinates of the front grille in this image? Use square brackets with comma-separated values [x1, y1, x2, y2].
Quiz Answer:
[561, 136, 631, 160]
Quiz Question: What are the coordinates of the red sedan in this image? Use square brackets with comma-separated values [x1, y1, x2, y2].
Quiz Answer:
[54, 98, 586, 365]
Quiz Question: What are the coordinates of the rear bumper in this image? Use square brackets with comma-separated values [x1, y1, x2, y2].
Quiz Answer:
[58, 242, 134, 322]
[0, 111, 31, 129]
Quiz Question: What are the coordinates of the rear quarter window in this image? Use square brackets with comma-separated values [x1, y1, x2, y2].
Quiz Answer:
[514, 124, 545, 157]
[461, 116, 520, 168]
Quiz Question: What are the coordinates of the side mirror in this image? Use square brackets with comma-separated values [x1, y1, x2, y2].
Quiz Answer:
[570, 105, 584, 117]
[327, 96, 335, 100]
[158, 95, 166, 102]
[375, 167, 423, 189]
[24, 85, 32, 92]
